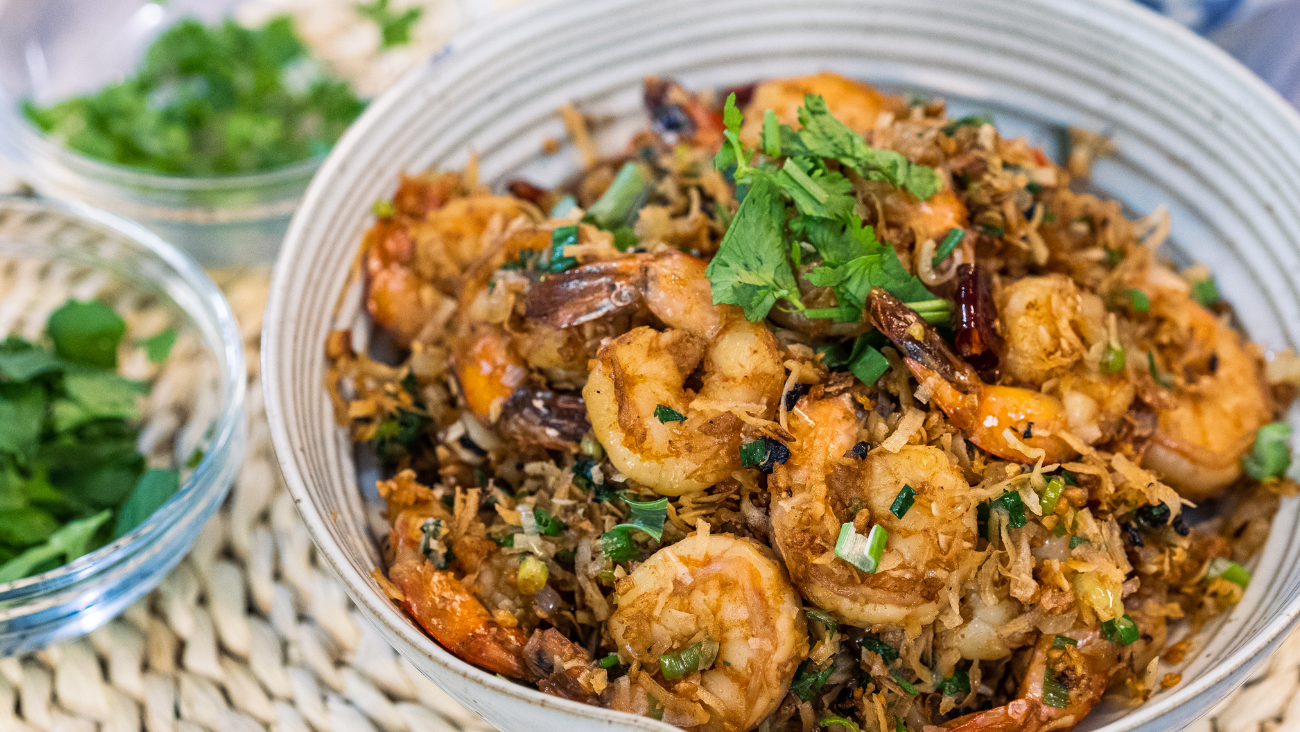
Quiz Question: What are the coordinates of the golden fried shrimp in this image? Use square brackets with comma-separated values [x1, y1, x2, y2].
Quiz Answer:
[609, 531, 808, 732]
[363, 218, 435, 346]
[868, 288, 1077, 464]
[410, 195, 538, 291]
[571, 251, 784, 495]
[1140, 278, 1273, 500]
[739, 72, 901, 144]
[996, 275, 1135, 446]
[386, 507, 531, 679]
[770, 394, 977, 628]
[944, 628, 1118, 732]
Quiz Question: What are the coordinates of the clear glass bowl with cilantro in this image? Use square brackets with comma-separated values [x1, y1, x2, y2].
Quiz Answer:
[0, 196, 245, 655]
[0, 2, 367, 267]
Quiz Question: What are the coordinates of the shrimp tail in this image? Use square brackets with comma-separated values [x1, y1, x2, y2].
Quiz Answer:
[524, 261, 646, 328]
[867, 287, 981, 391]
[389, 558, 532, 679]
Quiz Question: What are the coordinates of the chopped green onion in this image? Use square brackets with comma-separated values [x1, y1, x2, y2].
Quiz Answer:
[835, 523, 887, 573]
[533, 508, 567, 536]
[890, 669, 919, 695]
[806, 607, 839, 634]
[937, 667, 970, 697]
[659, 639, 719, 679]
[543, 225, 580, 273]
[1192, 277, 1220, 307]
[1205, 557, 1252, 588]
[585, 162, 650, 230]
[654, 404, 686, 423]
[942, 115, 992, 136]
[600, 496, 669, 561]
[1041, 477, 1065, 515]
[819, 717, 859, 732]
[1241, 422, 1292, 481]
[740, 440, 768, 468]
[599, 653, 621, 669]
[612, 226, 638, 252]
[994, 490, 1027, 529]
[1101, 615, 1139, 646]
[1052, 635, 1079, 650]
[549, 195, 577, 219]
[1125, 288, 1150, 313]
[1042, 668, 1070, 709]
[1060, 470, 1078, 486]
[896, 719, 906, 732]
[906, 298, 952, 325]
[931, 227, 965, 268]
[790, 660, 834, 702]
[861, 635, 899, 663]
[1101, 343, 1126, 374]
[1053, 522, 1068, 537]
[890, 485, 916, 519]
[517, 554, 549, 594]
[1148, 351, 1173, 389]
[1069, 536, 1087, 549]
[372, 199, 395, 218]
[763, 110, 781, 158]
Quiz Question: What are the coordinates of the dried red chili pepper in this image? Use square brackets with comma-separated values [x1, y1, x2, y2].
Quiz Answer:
[953, 263, 1002, 380]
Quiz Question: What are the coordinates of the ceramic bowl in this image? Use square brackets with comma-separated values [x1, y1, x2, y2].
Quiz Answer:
[263, 1, 1300, 730]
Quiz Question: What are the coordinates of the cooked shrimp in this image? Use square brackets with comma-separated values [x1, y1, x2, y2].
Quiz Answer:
[868, 288, 1078, 464]
[609, 531, 808, 732]
[363, 218, 437, 346]
[996, 275, 1136, 445]
[740, 72, 901, 144]
[944, 628, 1118, 732]
[770, 394, 977, 628]
[1139, 276, 1273, 500]
[567, 251, 784, 495]
[381, 474, 530, 678]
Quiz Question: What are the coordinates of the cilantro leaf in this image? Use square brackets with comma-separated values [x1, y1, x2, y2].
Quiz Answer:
[0, 507, 60, 548]
[705, 177, 802, 321]
[142, 328, 177, 364]
[796, 94, 941, 200]
[47, 300, 126, 370]
[113, 469, 180, 538]
[355, 0, 423, 48]
[775, 159, 856, 221]
[0, 383, 46, 464]
[0, 346, 64, 381]
[0, 509, 111, 582]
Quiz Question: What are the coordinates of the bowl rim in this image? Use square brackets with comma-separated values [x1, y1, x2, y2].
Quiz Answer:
[263, 0, 1300, 729]
[0, 193, 247, 593]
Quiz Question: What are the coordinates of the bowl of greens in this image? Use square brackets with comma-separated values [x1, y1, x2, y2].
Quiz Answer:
[0, 0, 369, 267]
[0, 194, 245, 655]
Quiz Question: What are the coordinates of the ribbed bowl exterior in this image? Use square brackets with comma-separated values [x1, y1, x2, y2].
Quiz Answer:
[263, 1, 1300, 731]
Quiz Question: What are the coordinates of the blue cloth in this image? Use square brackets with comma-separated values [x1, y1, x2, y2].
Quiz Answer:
[1136, 0, 1300, 107]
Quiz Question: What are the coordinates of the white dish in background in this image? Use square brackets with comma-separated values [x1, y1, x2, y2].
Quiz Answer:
[262, 1, 1300, 731]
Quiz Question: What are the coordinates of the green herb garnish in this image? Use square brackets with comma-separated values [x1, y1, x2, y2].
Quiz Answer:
[654, 404, 686, 423]
[937, 667, 971, 697]
[1205, 557, 1251, 588]
[890, 669, 919, 695]
[1042, 668, 1070, 709]
[890, 485, 915, 519]
[820, 718, 859, 732]
[861, 635, 899, 663]
[23, 17, 365, 176]
[1192, 277, 1220, 307]
[600, 496, 669, 562]
[1101, 615, 1139, 646]
[834, 523, 887, 573]
[533, 508, 567, 537]
[355, 0, 423, 48]
[790, 660, 834, 702]
[1241, 422, 1291, 481]
[1147, 351, 1173, 389]
[931, 227, 965, 268]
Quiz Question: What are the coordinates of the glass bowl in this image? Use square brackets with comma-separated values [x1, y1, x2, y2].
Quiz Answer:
[0, 0, 322, 268]
[0, 194, 246, 656]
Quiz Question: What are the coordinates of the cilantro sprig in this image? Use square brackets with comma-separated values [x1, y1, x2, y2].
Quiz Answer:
[706, 92, 944, 325]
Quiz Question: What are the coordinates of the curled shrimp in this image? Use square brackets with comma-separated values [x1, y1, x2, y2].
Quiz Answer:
[996, 275, 1136, 446]
[608, 531, 808, 732]
[382, 473, 530, 678]
[944, 628, 1119, 732]
[771, 394, 977, 628]
[1139, 276, 1273, 500]
[537, 250, 784, 495]
[739, 72, 901, 144]
[868, 288, 1078, 464]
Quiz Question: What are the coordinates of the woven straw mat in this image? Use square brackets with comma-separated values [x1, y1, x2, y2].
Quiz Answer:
[2, 272, 1300, 732]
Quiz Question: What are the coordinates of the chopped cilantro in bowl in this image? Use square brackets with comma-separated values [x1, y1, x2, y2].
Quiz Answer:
[21, 15, 365, 177]
[0, 300, 181, 582]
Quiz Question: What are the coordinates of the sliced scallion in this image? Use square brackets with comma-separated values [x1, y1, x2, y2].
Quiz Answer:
[1101, 343, 1126, 374]
[585, 162, 649, 230]
[1052, 635, 1078, 650]
[1040, 477, 1065, 515]
[1205, 557, 1252, 588]
[890, 484, 916, 519]
[659, 640, 718, 680]
[890, 669, 919, 695]
[1241, 422, 1292, 481]
[599, 653, 621, 669]
[931, 227, 965, 268]
[1042, 668, 1070, 709]
[1101, 614, 1139, 646]
[835, 523, 887, 573]
[819, 717, 859, 732]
